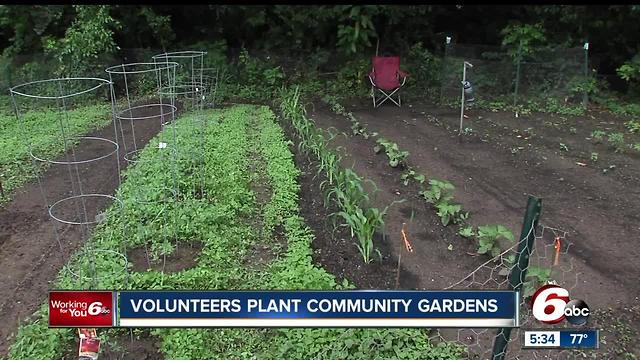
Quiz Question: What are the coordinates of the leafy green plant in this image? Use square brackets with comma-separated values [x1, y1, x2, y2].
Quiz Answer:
[476, 225, 515, 258]
[374, 138, 409, 168]
[420, 179, 455, 205]
[458, 225, 475, 238]
[338, 205, 387, 264]
[559, 143, 569, 152]
[633, 144, 640, 152]
[523, 266, 553, 298]
[591, 152, 599, 162]
[400, 168, 425, 186]
[500, 22, 546, 62]
[625, 120, 640, 134]
[435, 203, 463, 226]
[607, 132, 626, 153]
[591, 130, 606, 143]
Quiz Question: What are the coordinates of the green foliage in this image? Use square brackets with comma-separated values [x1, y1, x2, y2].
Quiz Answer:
[617, 54, 640, 82]
[43, 5, 120, 75]
[420, 179, 467, 226]
[338, 205, 388, 264]
[374, 137, 409, 168]
[406, 41, 441, 89]
[591, 130, 606, 143]
[233, 48, 285, 100]
[559, 143, 569, 152]
[140, 7, 175, 48]
[607, 132, 626, 153]
[625, 120, 640, 134]
[0, 104, 110, 204]
[523, 266, 553, 298]
[566, 75, 599, 98]
[336, 6, 378, 54]
[476, 224, 515, 258]
[435, 203, 465, 226]
[420, 179, 455, 205]
[500, 23, 546, 62]
[458, 225, 475, 238]
[591, 152, 599, 162]
[400, 168, 425, 186]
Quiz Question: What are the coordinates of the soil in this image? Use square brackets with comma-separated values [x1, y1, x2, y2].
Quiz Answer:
[282, 117, 421, 290]
[0, 100, 180, 357]
[127, 241, 203, 273]
[303, 97, 640, 358]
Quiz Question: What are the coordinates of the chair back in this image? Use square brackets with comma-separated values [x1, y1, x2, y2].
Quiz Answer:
[371, 56, 401, 90]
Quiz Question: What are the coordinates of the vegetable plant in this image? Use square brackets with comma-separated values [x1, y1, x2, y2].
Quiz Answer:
[374, 138, 409, 168]
[523, 266, 553, 298]
[400, 168, 425, 186]
[607, 132, 626, 153]
[476, 224, 515, 258]
[591, 130, 606, 143]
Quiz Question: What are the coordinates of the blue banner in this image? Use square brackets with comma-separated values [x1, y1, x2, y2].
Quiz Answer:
[117, 290, 518, 328]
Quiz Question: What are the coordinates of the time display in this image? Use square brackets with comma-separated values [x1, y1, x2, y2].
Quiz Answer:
[523, 331, 561, 347]
[523, 329, 599, 349]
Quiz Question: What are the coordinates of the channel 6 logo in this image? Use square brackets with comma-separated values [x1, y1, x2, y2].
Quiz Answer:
[531, 284, 590, 325]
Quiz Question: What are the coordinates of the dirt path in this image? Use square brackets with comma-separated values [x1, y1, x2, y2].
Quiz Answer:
[0, 103, 176, 356]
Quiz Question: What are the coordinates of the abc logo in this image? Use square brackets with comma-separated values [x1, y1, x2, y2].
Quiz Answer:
[531, 284, 590, 325]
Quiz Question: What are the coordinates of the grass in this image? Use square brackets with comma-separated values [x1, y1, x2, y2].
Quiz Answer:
[0, 103, 111, 204]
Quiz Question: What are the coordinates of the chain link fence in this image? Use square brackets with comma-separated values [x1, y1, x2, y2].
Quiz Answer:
[440, 41, 590, 110]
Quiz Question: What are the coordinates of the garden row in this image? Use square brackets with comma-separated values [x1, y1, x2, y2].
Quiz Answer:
[319, 95, 553, 297]
[0, 103, 110, 204]
[7, 105, 464, 359]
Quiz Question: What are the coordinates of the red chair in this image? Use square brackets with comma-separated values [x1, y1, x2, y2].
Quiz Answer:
[368, 56, 408, 107]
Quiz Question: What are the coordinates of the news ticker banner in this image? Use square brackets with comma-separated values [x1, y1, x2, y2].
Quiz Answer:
[49, 290, 519, 328]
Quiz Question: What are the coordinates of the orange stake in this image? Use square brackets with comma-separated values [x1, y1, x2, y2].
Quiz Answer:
[553, 236, 562, 266]
[401, 223, 414, 253]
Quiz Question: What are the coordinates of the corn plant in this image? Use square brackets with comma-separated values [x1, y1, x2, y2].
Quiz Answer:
[337, 201, 402, 264]
[323, 168, 369, 209]
[476, 224, 515, 258]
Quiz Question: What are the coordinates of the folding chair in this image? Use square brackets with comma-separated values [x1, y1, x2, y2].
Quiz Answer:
[368, 56, 408, 107]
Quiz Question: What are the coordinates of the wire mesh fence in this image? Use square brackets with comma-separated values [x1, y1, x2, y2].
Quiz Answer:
[440, 42, 590, 110]
[427, 197, 593, 359]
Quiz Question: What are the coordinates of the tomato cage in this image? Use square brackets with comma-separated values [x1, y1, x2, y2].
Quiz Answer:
[151, 51, 211, 201]
[105, 62, 180, 164]
[151, 50, 207, 106]
[9, 77, 126, 273]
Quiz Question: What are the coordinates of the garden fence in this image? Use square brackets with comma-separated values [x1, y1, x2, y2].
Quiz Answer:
[440, 41, 590, 109]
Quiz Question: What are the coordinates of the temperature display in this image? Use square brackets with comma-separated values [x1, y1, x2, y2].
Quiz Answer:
[523, 329, 599, 349]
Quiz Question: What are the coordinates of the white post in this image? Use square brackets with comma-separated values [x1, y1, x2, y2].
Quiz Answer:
[459, 62, 467, 136]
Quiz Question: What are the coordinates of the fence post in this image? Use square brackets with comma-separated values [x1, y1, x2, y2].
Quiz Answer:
[491, 195, 542, 360]
[513, 42, 522, 107]
[440, 36, 452, 104]
[582, 42, 589, 108]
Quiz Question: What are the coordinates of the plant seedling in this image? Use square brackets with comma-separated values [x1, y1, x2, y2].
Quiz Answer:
[559, 143, 569, 152]
[608, 132, 625, 153]
[591, 130, 606, 143]
[476, 224, 515, 258]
